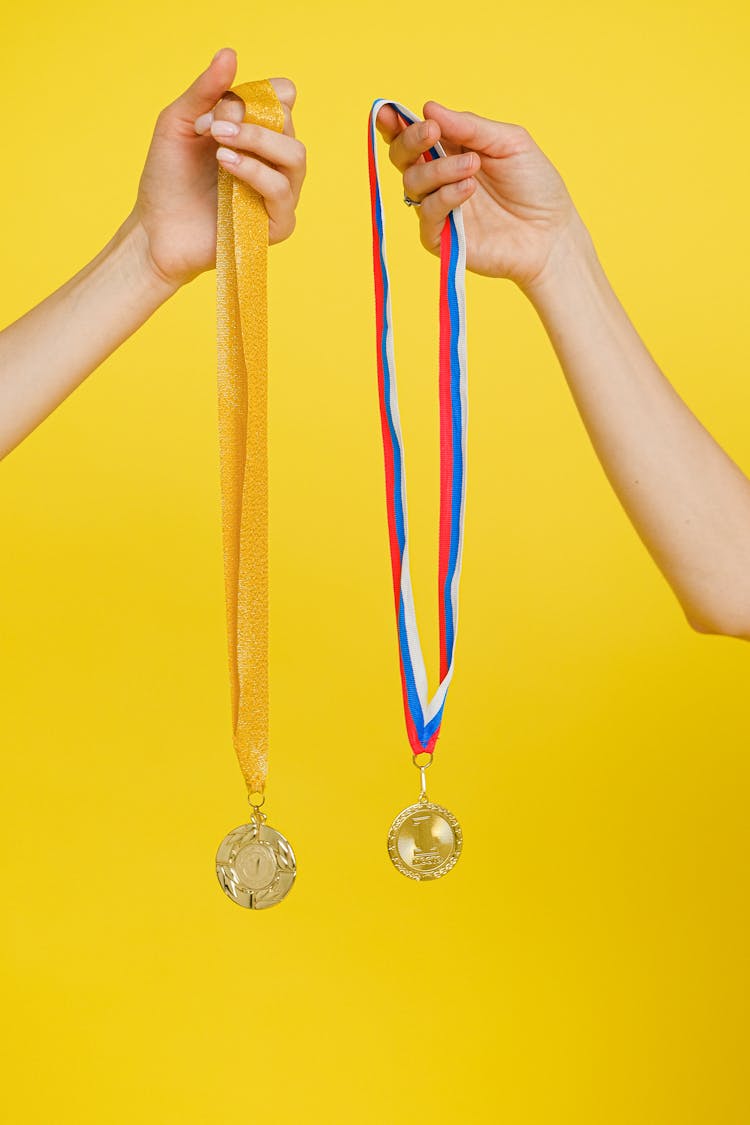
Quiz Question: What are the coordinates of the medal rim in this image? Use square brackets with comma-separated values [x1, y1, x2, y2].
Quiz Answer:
[387, 799, 463, 882]
[216, 821, 297, 909]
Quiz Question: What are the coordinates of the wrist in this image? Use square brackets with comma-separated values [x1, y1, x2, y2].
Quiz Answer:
[113, 211, 182, 304]
[521, 213, 602, 310]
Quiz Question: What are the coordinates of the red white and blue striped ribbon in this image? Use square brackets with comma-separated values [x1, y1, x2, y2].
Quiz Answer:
[368, 99, 468, 757]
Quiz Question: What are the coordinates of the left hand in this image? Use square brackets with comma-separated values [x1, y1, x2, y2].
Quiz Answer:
[131, 48, 305, 290]
[376, 101, 576, 292]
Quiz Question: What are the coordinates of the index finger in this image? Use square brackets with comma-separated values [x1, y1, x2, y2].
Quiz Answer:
[379, 116, 441, 173]
[375, 104, 405, 143]
[211, 82, 295, 137]
[269, 77, 297, 137]
[213, 91, 246, 125]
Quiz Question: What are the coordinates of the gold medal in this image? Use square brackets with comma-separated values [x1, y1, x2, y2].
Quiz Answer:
[216, 803, 296, 910]
[387, 756, 462, 881]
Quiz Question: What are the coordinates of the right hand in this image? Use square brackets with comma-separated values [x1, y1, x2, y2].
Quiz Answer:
[132, 49, 305, 290]
[376, 101, 581, 292]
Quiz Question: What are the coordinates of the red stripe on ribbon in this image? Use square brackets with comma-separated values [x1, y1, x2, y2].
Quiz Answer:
[437, 218, 454, 681]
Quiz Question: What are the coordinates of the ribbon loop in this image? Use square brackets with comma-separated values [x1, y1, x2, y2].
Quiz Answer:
[368, 99, 469, 757]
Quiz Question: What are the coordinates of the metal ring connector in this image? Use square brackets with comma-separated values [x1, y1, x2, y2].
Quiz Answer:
[403, 193, 423, 207]
[412, 753, 433, 802]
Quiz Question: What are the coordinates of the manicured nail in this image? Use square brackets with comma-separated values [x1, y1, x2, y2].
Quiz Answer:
[211, 120, 239, 138]
[194, 111, 214, 135]
[216, 146, 240, 164]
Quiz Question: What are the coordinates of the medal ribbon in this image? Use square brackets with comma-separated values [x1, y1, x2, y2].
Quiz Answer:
[216, 80, 285, 796]
[368, 100, 469, 757]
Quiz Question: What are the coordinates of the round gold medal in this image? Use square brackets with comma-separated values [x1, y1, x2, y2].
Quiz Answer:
[387, 799, 462, 881]
[216, 819, 296, 909]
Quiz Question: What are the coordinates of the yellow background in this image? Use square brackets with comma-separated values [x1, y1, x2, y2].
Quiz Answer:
[2, 2, 749, 1122]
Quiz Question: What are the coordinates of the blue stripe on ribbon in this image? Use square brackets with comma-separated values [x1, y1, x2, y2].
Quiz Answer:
[370, 102, 465, 750]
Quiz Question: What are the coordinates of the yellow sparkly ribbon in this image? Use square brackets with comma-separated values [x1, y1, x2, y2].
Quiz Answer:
[216, 80, 285, 796]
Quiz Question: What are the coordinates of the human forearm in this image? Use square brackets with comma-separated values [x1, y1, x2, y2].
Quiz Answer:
[525, 218, 750, 637]
[0, 211, 177, 458]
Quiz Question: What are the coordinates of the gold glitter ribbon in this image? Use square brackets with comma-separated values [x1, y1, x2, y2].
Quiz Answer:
[216, 80, 285, 795]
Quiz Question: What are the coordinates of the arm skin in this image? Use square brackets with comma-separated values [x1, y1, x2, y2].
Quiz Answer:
[527, 219, 750, 639]
[0, 216, 177, 456]
[0, 48, 306, 460]
[377, 103, 750, 640]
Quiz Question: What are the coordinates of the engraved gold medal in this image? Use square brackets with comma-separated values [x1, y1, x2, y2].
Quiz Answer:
[216, 799, 296, 909]
[388, 757, 462, 881]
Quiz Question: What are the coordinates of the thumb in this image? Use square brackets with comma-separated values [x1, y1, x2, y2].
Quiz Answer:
[167, 48, 238, 124]
[423, 101, 526, 157]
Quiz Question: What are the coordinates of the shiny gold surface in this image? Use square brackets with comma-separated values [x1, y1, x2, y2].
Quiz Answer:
[387, 800, 463, 881]
[216, 819, 296, 908]
[216, 80, 285, 796]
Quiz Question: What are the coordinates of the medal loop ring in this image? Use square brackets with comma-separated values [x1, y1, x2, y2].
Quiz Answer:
[247, 791, 266, 809]
[403, 193, 422, 207]
[413, 752, 433, 802]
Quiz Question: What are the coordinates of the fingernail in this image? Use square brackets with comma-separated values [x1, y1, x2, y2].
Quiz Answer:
[194, 111, 214, 135]
[212, 47, 227, 62]
[460, 178, 474, 190]
[216, 146, 240, 164]
[211, 120, 239, 138]
[461, 153, 475, 171]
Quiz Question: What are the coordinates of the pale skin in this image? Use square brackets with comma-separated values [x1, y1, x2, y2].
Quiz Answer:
[0, 48, 305, 459]
[377, 103, 750, 641]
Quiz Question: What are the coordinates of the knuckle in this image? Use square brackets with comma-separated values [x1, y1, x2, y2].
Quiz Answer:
[402, 166, 419, 193]
[272, 77, 297, 107]
[507, 123, 530, 147]
[388, 142, 403, 170]
[461, 111, 480, 136]
[272, 211, 296, 245]
[219, 94, 246, 124]
[404, 122, 424, 150]
[268, 178, 292, 202]
[155, 105, 175, 131]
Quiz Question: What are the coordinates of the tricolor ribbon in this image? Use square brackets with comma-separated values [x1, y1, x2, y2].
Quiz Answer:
[368, 99, 469, 757]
